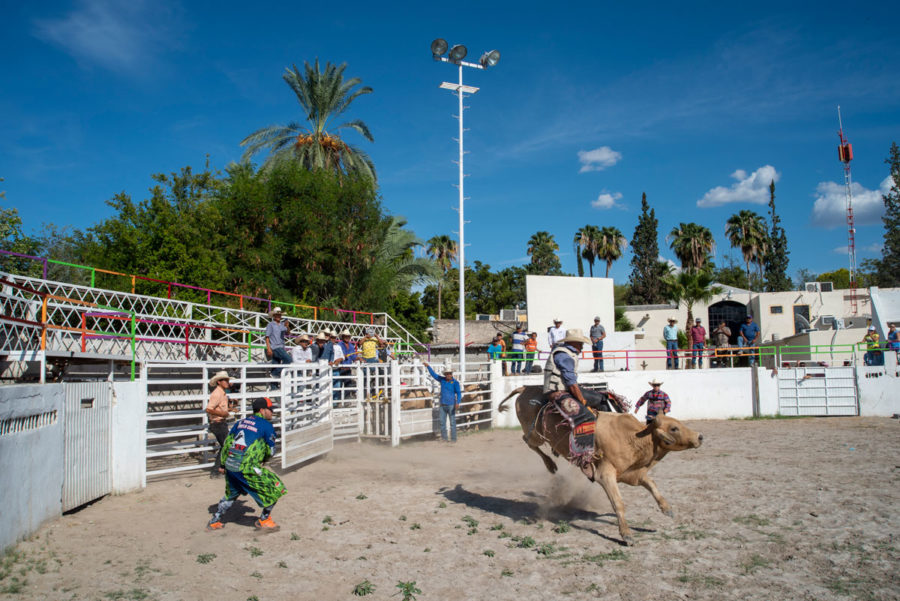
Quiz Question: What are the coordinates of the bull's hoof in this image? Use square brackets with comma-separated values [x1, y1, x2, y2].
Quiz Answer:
[663, 509, 674, 518]
[545, 461, 558, 474]
[622, 535, 634, 546]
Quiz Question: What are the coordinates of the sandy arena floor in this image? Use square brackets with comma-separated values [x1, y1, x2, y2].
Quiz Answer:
[2, 417, 899, 601]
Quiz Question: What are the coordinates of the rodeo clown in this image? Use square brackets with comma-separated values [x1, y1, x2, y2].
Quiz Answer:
[206, 397, 286, 532]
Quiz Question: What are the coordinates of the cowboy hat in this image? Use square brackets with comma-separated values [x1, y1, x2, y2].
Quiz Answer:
[594, 316, 601, 321]
[270, 306, 283, 316]
[341, 330, 352, 337]
[561, 328, 591, 345]
[442, 363, 453, 374]
[297, 334, 310, 343]
[667, 317, 677, 322]
[316, 332, 327, 341]
[208, 370, 232, 387]
[553, 317, 562, 323]
[648, 378, 664, 386]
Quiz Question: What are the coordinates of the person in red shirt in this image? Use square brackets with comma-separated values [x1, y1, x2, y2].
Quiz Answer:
[689, 318, 707, 369]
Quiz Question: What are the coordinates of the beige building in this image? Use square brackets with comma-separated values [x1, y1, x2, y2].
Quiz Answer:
[622, 284, 874, 370]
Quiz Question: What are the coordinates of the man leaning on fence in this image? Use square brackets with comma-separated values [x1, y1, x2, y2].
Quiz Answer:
[589, 316, 606, 372]
[265, 307, 292, 378]
[423, 361, 462, 443]
[663, 318, 679, 370]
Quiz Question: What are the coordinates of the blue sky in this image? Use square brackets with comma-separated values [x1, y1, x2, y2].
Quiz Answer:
[3, 0, 900, 286]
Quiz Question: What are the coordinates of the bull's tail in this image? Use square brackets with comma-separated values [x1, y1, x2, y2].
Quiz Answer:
[497, 386, 526, 413]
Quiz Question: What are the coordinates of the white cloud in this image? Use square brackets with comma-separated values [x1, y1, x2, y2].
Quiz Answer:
[811, 176, 892, 228]
[33, 0, 178, 74]
[696, 165, 780, 208]
[832, 242, 884, 254]
[591, 191, 623, 210]
[578, 146, 622, 173]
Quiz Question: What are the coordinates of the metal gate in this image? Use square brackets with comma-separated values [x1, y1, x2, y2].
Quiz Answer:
[63, 382, 111, 511]
[280, 364, 334, 469]
[777, 366, 858, 416]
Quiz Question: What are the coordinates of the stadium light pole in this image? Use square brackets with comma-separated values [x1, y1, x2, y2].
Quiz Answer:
[431, 39, 500, 380]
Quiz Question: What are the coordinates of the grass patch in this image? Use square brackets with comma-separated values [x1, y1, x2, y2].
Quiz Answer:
[489, 524, 504, 531]
[501, 568, 514, 577]
[536, 543, 557, 556]
[553, 521, 571, 534]
[741, 554, 770, 574]
[290, 532, 300, 540]
[733, 514, 770, 527]
[247, 546, 263, 558]
[395, 580, 421, 601]
[438, 502, 447, 509]
[195, 553, 216, 564]
[352, 579, 375, 596]
[410, 523, 421, 530]
[677, 569, 725, 587]
[322, 515, 333, 524]
[277, 561, 287, 568]
[511, 535, 536, 549]
[356, 493, 368, 500]
[103, 589, 154, 600]
[582, 550, 628, 565]
[483, 549, 495, 557]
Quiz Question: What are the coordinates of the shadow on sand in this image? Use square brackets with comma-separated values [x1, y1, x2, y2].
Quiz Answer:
[438, 484, 655, 546]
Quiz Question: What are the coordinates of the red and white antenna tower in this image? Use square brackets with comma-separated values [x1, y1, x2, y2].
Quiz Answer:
[837, 106, 858, 315]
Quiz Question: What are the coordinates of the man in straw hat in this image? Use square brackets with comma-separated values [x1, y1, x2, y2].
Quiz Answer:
[634, 379, 671, 424]
[663, 317, 680, 370]
[423, 361, 462, 442]
[207, 397, 286, 532]
[265, 306, 292, 377]
[291, 334, 313, 363]
[543, 328, 614, 412]
[206, 370, 235, 475]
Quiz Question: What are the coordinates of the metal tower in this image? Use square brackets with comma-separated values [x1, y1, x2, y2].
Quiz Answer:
[837, 106, 858, 315]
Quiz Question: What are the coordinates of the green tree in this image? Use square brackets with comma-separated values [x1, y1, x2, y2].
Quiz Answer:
[627, 193, 665, 304]
[713, 254, 751, 289]
[725, 209, 768, 288]
[0, 205, 41, 275]
[241, 60, 376, 181]
[368, 216, 439, 302]
[667, 222, 714, 272]
[596, 226, 628, 277]
[426, 235, 458, 320]
[763, 180, 792, 291]
[663, 270, 722, 328]
[574, 224, 600, 277]
[814, 267, 876, 289]
[526, 231, 562, 275]
[873, 142, 900, 286]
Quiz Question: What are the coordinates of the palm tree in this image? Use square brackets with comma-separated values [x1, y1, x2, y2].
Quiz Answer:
[527, 231, 560, 275]
[663, 270, 723, 327]
[240, 60, 376, 181]
[725, 210, 768, 287]
[426, 235, 458, 320]
[574, 225, 600, 277]
[596, 226, 628, 277]
[667, 222, 715, 272]
[370, 217, 439, 294]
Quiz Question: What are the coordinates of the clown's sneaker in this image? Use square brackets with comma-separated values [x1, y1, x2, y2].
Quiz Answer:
[255, 517, 279, 532]
[206, 519, 225, 531]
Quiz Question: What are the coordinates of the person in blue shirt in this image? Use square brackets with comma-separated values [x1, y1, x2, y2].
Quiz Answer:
[738, 315, 761, 366]
[663, 318, 680, 370]
[487, 335, 504, 361]
[423, 361, 462, 442]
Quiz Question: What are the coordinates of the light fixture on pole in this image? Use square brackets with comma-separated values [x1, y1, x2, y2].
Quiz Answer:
[431, 38, 500, 380]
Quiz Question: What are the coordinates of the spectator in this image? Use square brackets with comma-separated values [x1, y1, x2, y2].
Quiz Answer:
[510, 324, 527, 374]
[690, 318, 707, 369]
[887, 324, 899, 362]
[497, 332, 509, 375]
[589, 316, 606, 372]
[423, 361, 462, 442]
[291, 335, 313, 363]
[634, 379, 671, 424]
[358, 328, 384, 364]
[712, 321, 732, 368]
[738, 315, 761, 366]
[336, 330, 357, 396]
[862, 326, 882, 366]
[523, 332, 538, 374]
[487, 334, 504, 364]
[548, 318, 565, 348]
[206, 397, 286, 532]
[206, 370, 235, 476]
[265, 307, 292, 378]
[663, 318, 679, 370]
[330, 332, 346, 400]
[310, 333, 330, 362]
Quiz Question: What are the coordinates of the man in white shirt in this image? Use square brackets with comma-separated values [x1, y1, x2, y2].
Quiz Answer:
[548, 319, 566, 348]
[291, 335, 313, 363]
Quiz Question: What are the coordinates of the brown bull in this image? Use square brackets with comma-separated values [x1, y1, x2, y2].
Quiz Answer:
[498, 385, 703, 545]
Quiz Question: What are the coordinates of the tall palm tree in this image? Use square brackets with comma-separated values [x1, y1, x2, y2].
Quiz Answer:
[574, 225, 600, 277]
[725, 210, 768, 287]
[426, 235, 458, 320]
[241, 60, 376, 181]
[527, 231, 560, 275]
[596, 226, 628, 277]
[667, 222, 715, 272]
[370, 217, 439, 295]
[663, 270, 723, 327]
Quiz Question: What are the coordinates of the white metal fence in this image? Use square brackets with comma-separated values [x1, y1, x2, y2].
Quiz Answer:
[777, 366, 859, 416]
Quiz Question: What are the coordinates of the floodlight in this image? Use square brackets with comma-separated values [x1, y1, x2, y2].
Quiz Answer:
[431, 38, 448, 57]
[479, 50, 501, 68]
[448, 44, 467, 63]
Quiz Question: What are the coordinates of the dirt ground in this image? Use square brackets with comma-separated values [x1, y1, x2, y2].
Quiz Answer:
[2, 417, 899, 601]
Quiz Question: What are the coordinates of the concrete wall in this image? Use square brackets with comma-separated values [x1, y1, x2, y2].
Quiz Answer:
[111, 381, 146, 493]
[0, 384, 65, 552]
[431, 319, 519, 346]
[526, 275, 614, 353]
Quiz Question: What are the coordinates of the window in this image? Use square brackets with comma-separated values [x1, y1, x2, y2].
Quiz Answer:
[770, 306, 783, 314]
